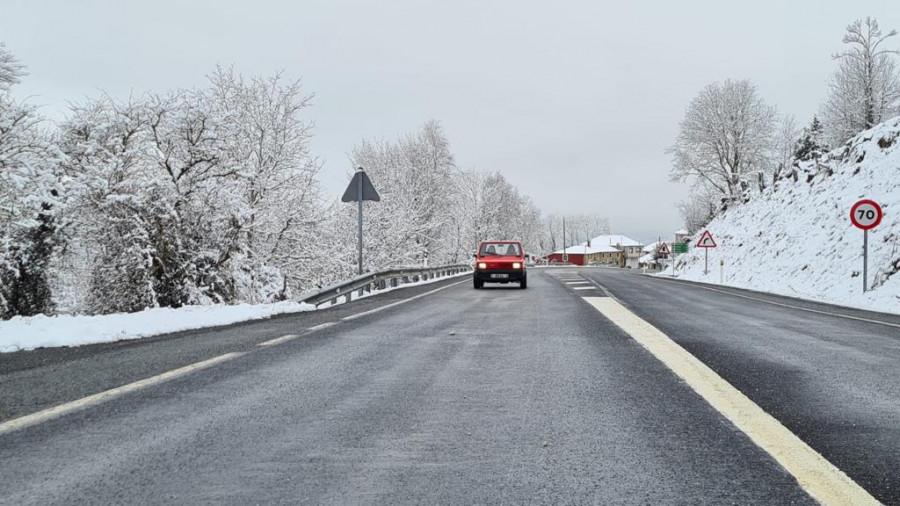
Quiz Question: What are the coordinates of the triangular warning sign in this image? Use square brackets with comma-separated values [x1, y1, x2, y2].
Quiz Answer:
[341, 170, 381, 202]
[696, 230, 717, 248]
[657, 242, 671, 255]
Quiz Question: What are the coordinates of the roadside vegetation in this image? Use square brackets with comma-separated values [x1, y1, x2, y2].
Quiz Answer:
[0, 45, 608, 319]
[671, 17, 900, 232]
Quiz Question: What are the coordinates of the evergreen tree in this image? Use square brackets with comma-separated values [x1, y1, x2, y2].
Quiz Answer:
[0, 46, 63, 318]
[1, 199, 56, 317]
[793, 116, 827, 161]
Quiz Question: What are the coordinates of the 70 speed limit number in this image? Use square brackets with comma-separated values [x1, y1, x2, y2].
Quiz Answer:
[850, 200, 883, 230]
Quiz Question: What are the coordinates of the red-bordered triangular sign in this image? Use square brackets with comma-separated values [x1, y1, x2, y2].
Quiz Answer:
[657, 242, 671, 255]
[696, 230, 717, 248]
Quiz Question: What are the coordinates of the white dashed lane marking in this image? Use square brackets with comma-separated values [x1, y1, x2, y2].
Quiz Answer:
[342, 280, 466, 321]
[308, 322, 338, 332]
[257, 334, 301, 347]
[0, 278, 466, 435]
[0, 353, 244, 436]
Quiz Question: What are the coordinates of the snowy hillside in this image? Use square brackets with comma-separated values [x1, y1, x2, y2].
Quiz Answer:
[672, 116, 900, 314]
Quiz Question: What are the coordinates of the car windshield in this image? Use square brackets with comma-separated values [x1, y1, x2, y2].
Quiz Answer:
[480, 242, 521, 256]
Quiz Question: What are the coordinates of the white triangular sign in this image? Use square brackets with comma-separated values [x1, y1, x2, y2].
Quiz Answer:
[696, 230, 717, 248]
[657, 243, 671, 255]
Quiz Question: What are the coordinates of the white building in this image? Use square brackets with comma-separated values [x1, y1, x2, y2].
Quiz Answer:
[579, 235, 645, 269]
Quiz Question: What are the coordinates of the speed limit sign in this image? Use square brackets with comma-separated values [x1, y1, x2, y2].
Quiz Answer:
[850, 200, 883, 230]
[850, 199, 883, 293]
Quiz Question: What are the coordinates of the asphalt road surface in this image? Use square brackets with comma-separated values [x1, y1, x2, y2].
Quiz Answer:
[0, 268, 896, 504]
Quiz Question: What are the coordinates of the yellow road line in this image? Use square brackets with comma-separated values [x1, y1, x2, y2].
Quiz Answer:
[582, 296, 878, 506]
[0, 353, 242, 436]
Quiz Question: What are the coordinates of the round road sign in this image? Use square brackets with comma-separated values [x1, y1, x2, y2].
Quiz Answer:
[850, 200, 883, 230]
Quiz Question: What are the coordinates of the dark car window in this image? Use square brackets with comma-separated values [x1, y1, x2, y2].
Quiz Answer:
[480, 243, 521, 256]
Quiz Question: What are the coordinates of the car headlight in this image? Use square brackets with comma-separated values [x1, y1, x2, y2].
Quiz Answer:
[512, 262, 522, 269]
[478, 262, 487, 269]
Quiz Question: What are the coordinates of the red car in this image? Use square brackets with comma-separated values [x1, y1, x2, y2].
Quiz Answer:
[473, 240, 527, 289]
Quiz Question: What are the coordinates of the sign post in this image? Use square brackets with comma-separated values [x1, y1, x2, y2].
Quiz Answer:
[657, 242, 671, 275]
[695, 230, 717, 275]
[672, 241, 688, 278]
[342, 168, 381, 275]
[849, 199, 883, 293]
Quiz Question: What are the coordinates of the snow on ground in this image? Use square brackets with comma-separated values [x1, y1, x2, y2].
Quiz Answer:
[0, 270, 470, 353]
[665, 117, 900, 315]
[0, 301, 315, 353]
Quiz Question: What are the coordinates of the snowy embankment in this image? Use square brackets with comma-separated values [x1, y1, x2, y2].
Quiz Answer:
[668, 117, 900, 314]
[0, 270, 470, 353]
[0, 301, 314, 353]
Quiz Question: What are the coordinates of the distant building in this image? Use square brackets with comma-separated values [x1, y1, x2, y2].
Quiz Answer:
[546, 234, 644, 268]
[587, 235, 644, 268]
[546, 244, 621, 266]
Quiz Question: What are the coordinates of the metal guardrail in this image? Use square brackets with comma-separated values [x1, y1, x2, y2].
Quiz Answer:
[298, 264, 473, 307]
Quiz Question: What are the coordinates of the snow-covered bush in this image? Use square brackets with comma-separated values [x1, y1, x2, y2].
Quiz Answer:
[1, 44, 554, 320]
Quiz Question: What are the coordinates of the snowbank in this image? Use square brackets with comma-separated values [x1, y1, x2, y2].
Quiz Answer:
[669, 116, 900, 314]
[0, 269, 471, 353]
[0, 301, 314, 353]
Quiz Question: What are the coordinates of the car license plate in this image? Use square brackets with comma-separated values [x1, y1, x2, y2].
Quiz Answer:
[490, 273, 508, 279]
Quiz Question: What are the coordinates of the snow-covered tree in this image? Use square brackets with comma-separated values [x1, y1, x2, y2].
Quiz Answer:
[820, 17, 900, 146]
[793, 116, 828, 162]
[0, 43, 26, 92]
[205, 66, 327, 298]
[58, 96, 156, 314]
[446, 168, 487, 262]
[0, 46, 63, 318]
[344, 124, 547, 271]
[56, 69, 328, 313]
[545, 213, 610, 250]
[3, 52, 551, 318]
[669, 79, 777, 203]
[770, 114, 799, 189]
[346, 120, 456, 270]
[677, 182, 719, 233]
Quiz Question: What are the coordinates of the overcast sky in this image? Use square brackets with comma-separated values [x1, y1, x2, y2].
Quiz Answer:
[2, 0, 898, 242]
